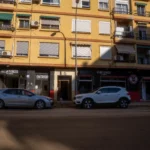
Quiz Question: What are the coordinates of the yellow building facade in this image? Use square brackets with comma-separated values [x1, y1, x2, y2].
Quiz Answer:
[0, 0, 150, 101]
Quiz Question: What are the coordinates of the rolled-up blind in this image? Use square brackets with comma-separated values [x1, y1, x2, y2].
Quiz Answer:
[17, 41, 28, 55]
[40, 43, 59, 56]
[72, 45, 91, 58]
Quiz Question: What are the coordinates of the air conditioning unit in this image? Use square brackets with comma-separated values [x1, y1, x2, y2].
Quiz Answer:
[2, 51, 12, 56]
[31, 21, 39, 27]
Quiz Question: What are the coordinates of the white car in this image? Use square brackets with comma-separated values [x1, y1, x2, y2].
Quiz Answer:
[74, 86, 131, 109]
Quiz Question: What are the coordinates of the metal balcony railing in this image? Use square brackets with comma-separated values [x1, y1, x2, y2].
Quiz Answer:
[113, 7, 132, 15]
[134, 10, 150, 17]
[0, 25, 13, 31]
[114, 56, 136, 63]
[115, 31, 134, 38]
[0, 0, 15, 4]
[136, 33, 150, 40]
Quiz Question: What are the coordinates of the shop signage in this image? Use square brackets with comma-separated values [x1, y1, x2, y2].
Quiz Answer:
[128, 74, 138, 85]
[97, 71, 111, 75]
[36, 74, 48, 80]
[0, 70, 18, 75]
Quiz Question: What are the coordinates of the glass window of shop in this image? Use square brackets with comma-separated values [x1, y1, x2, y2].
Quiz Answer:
[35, 73, 49, 96]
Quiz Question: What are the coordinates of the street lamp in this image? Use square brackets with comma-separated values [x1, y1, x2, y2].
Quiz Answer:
[75, 0, 80, 95]
[51, 31, 66, 67]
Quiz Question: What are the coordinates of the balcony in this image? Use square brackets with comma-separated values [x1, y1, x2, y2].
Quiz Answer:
[114, 55, 136, 63]
[112, 7, 133, 20]
[0, 0, 15, 4]
[0, 0, 15, 11]
[136, 33, 150, 40]
[113, 7, 131, 14]
[0, 25, 13, 31]
[134, 10, 150, 17]
[115, 31, 134, 38]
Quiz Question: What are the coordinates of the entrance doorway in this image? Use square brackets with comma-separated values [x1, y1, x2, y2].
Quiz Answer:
[142, 80, 150, 100]
[57, 76, 72, 101]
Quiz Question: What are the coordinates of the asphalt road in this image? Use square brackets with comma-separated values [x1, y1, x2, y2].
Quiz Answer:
[0, 108, 150, 150]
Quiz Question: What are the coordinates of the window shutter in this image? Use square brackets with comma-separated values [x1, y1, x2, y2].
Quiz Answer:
[72, 19, 91, 33]
[99, 21, 110, 34]
[72, 45, 91, 58]
[0, 40, 5, 50]
[40, 43, 59, 57]
[99, 0, 109, 2]
[17, 41, 28, 55]
[100, 46, 112, 59]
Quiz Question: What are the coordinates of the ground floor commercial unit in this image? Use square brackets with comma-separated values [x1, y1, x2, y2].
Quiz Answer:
[0, 66, 150, 102]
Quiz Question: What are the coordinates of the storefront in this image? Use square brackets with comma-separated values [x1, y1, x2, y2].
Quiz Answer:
[78, 69, 141, 101]
[0, 68, 52, 97]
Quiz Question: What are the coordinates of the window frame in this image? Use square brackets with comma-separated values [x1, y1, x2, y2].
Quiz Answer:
[100, 46, 112, 60]
[42, 0, 60, 6]
[16, 41, 29, 56]
[72, 44, 92, 59]
[40, 18, 60, 30]
[39, 42, 59, 57]
[18, 17, 30, 29]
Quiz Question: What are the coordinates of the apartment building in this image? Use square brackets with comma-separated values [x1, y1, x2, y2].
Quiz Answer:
[0, 0, 150, 101]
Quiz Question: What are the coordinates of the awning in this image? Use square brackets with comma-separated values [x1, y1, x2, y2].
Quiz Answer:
[40, 16, 60, 19]
[116, 45, 136, 54]
[16, 14, 31, 17]
[0, 13, 13, 21]
[135, 2, 147, 6]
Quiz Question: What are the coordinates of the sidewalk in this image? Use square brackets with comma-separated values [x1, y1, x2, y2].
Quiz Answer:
[54, 101, 150, 108]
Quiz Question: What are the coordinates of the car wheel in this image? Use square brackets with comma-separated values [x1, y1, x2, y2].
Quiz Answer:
[0, 100, 4, 109]
[82, 98, 93, 109]
[119, 98, 128, 108]
[35, 100, 45, 109]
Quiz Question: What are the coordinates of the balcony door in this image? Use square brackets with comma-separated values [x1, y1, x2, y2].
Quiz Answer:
[137, 5, 145, 16]
[139, 26, 147, 40]
[116, 3, 128, 14]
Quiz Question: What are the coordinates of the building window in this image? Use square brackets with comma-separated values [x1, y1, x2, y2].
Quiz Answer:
[20, 0, 32, 3]
[72, 0, 90, 8]
[40, 17, 60, 30]
[99, 21, 110, 35]
[100, 46, 112, 60]
[99, 0, 109, 10]
[137, 5, 145, 16]
[72, 19, 91, 33]
[40, 42, 59, 57]
[42, 0, 60, 5]
[116, 3, 128, 14]
[16, 41, 29, 56]
[0, 40, 5, 51]
[72, 45, 91, 58]
[18, 16, 30, 29]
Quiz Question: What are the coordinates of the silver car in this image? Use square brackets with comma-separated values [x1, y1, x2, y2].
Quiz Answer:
[0, 88, 54, 109]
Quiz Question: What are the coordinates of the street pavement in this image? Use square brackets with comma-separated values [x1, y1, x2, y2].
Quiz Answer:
[0, 107, 150, 150]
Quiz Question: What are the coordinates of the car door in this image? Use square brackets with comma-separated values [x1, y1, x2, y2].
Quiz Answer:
[107, 88, 121, 103]
[16, 89, 31, 107]
[2, 89, 19, 107]
[94, 88, 109, 104]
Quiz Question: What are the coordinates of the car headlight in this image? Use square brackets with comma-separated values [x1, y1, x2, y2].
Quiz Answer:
[76, 96, 83, 99]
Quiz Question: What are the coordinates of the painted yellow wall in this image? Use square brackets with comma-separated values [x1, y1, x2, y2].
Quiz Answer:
[0, 0, 150, 68]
